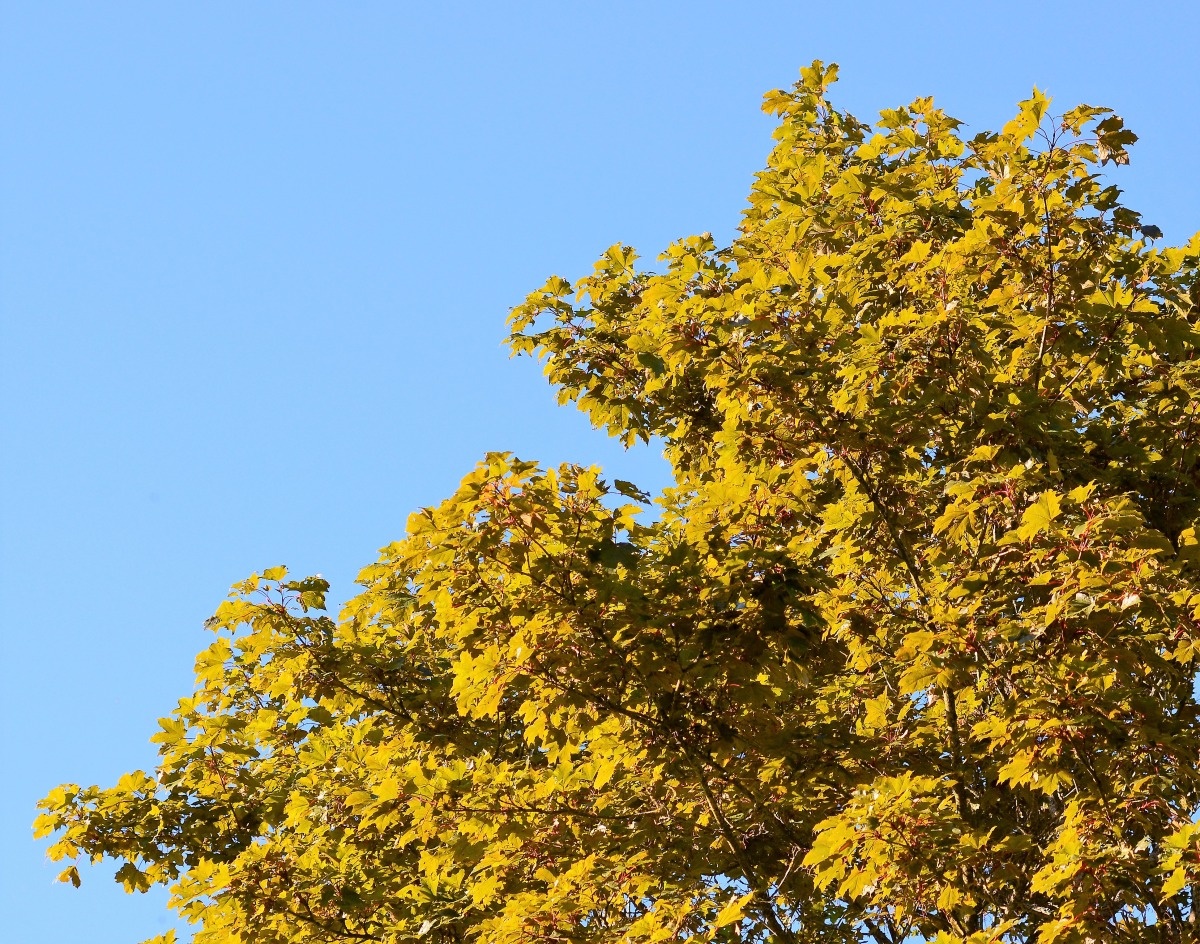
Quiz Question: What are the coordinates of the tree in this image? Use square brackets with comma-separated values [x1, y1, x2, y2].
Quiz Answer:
[36, 62, 1200, 944]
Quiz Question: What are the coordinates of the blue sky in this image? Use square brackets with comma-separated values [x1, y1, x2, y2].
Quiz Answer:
[2, 3, 1197, 941]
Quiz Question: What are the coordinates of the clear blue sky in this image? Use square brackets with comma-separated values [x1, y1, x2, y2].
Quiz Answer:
[2, 3, 1196, 941]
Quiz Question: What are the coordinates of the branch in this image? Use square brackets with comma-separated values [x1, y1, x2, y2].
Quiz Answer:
[683, 747, 799, 944]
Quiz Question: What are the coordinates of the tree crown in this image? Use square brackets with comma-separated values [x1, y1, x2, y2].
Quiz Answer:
[37, 62, 1200, 944]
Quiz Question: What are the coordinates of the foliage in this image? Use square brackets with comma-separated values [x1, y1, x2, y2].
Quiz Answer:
[36, 63, 1200, 944]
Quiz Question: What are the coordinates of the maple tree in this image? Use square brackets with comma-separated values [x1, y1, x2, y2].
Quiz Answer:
[37, 63, 1200, 944]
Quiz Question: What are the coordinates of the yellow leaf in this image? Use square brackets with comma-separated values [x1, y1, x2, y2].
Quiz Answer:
[376, 779, 401, 802]
[1161, 867, 1188, 900]
[713, 892, 753, 928]
[900, 241, 932, 265]
[1017, 491, 1062, 540]
[593, 757, 617, 789]
[937, 884, 964, 910]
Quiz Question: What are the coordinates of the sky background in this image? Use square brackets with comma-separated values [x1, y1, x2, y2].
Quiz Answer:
[2, 2, 1197, 941]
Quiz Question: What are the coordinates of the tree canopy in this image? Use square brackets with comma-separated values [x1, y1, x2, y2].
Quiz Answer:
[37, 62, 1200, 944]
